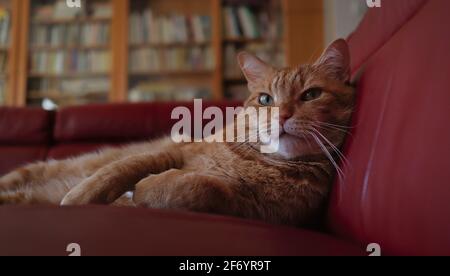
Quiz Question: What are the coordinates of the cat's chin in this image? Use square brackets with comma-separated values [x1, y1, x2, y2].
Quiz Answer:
[275, 133, 317, 160]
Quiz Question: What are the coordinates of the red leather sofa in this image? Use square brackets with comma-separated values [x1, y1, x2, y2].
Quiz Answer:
[0, 0, 449, 256]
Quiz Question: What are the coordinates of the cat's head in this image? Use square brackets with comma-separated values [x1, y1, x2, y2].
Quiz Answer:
[238, 39, 355, 161]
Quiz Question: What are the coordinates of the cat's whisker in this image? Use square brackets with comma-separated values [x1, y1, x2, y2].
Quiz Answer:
[310, 128, 350, 169]
[299, 131, 313, 149]
[313, 121, 354, 130]
[311, 122, 352, 136]
[306, 131, 345, 182]
[231, 121, 274, 142]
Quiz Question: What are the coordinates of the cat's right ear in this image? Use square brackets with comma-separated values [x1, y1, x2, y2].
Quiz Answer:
[238, 52, 275, 87]
[315, 39, 351, 82]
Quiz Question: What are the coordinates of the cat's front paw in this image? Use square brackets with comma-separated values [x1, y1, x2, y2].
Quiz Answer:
[60, 180, 99, 206]
[0, 191, 26, 205]
[0, 171, 26, 192]
[60, 191, 89, 206]
[60, 175, 115, 205]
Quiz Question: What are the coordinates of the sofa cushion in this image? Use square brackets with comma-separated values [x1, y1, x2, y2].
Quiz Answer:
[54, 103, 162, 143]
[0, 108, 53, 145]
[0, 146, 48, 175]
[0, 206, 364, 256]
[328, 0, 450, 255]
[54, 101, 243, 144]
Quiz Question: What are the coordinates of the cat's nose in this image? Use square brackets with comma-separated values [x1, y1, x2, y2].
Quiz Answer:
[279, 112, 293, 126]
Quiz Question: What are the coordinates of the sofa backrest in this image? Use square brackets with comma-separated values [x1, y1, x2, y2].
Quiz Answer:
[48, 101, 242, 160]
[0, 108, 53, 175]
[327, 0, 450, 255]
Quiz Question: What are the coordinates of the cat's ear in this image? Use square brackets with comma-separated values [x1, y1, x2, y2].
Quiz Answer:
[315, 39, 350, 82]
[238, 52, 275, 86]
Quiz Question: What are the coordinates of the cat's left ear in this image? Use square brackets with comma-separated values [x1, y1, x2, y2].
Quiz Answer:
[238, 52, 275, 87]
[315, 39, 351, 82]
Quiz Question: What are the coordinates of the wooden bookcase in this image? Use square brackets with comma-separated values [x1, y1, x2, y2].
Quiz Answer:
[17, 0, 113, 107]
[125, 0, 218, 102]
[0, 0, 20, 106]
[3, 0, 323, 107]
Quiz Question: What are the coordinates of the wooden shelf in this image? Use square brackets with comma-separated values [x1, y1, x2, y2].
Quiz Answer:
[223, 37, 266, 44]
[129, 70, 213, 77]
[29, 44, 110, 51]
[129, 42, 211, 49]
[31, 17, 112, 25]
[27, 90, 108, 100]
[28, 72, 110, 78]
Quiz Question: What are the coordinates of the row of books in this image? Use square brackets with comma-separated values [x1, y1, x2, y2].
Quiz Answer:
[0, 78, 5, 104]
[0, 5, 8, 104]
[28, 78, 110, 95]
[0, 8, 10, 47]
[129, 47, 214, 72]
[30, 23, 110, 47]
[28, 92, 109, 109]
[33, 0, 112, 20]
[223, 43, 285, 79]
[129, 81, 210, 102]
[0, 52, 8, 73]
[30, 50, 111, 74]
[129, 10, 212, 45]
[222, 6, 271, 39]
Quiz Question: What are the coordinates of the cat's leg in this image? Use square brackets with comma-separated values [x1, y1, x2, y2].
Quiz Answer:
[0, 160, 84, 205]
[0, 190, 27, 205]
[0, 162, 47, 192]
[0, 139, 169, 193]
[0, 149, 129, 205]
[61, 150, 184, 205]
[133, 171, 252, 217]
[0, 139, 175, 205]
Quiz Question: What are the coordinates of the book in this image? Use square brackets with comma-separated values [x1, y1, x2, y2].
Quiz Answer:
[129, 81, 211, 102]
[53, 0, 85, 20]
[30, 22, 110, 47]
[222, 5, 274, 40]
[129, 47, 214, 73]
[91, 2, 112, 18]
[0, 8, 10, 47]
[237, 6, 259, 39]
[0, 52, 7, 73]
[129, 9, 212, 45]
[31, 50, 110, 74]
[223, 6, 240, 39]
[34, 5, 54, 20]
[0, 78, 5, 104]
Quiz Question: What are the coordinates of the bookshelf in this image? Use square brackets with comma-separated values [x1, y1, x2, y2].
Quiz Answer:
[5, 0, 323, 108]
[222, 0, 285, 100]
[125, 0, 217, 102]
[0, 0, 19, 106]
[19, 0, 114, 107]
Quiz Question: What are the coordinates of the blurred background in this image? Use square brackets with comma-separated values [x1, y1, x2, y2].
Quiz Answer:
[0, 0, 367, 109]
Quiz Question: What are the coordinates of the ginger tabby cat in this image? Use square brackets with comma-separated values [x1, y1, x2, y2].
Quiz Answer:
[0, 39, 355, 227]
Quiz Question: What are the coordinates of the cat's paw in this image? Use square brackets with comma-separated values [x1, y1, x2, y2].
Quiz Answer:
[0, 191, 26, 205]
[0, 171, 26, 192]
[60, 188, 94, 206]
[60, 177, 105, 206]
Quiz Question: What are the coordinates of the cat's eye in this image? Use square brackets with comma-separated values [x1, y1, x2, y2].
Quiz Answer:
[301, 88, 323, 102]
[258, 93, 274, 106]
